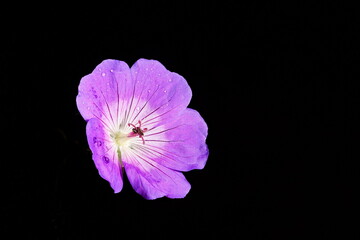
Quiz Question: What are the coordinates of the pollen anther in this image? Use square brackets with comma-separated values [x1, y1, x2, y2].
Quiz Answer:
[128, 120, 148, 144]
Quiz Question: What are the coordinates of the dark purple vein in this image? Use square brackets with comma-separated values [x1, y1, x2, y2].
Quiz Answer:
[144, 125, 182, 137]
[100, 90, 115, 129]
[131, 150, 176, 184]
[129, 84, 160, 124]
[134, 144, 179, 163]
[124, 80, 137, 125]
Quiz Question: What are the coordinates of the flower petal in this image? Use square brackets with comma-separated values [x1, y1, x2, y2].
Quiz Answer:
[76, 59, 131, 126]
[123, 59, 192, 128]
[77, 58, 209, 199]
[136, 108, 209, 171]
[86, 118, 123, 193]
[123, 150, 191, 199]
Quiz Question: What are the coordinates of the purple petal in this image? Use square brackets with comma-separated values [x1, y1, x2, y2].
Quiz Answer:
[139, 108, 208, 171]
[76, 58, 209, 199]
[76, 59, 131, 122]
[123, 59, 192, 127]
[86, 118, 123, 193]
[123, 152, 191, 200]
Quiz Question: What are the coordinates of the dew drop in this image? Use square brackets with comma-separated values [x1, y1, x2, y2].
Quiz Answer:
[102, 72, 106, 77]
[163, 90, 167, 93]
[110, 69, 114, 72]
[136, 106, 140, 111]
[168, 79, 172, 82]
[93, 137, 102, 147]
[147, 89, 151, 93]
[102, 156, 110, 164]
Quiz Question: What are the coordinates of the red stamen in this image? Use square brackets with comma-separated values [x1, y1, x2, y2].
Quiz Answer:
[128, 120, 148, 144]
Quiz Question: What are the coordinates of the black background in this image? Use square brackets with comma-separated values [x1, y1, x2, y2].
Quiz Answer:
[1, 2, 359, 239]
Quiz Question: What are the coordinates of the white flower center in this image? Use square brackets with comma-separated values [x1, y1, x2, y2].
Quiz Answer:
[110, 130, 133, 148]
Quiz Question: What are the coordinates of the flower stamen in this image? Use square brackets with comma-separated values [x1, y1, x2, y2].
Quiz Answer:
[128, 120, 148, 144]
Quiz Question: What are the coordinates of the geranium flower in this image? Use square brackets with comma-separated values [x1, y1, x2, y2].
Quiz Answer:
[76, 59, 209, 199]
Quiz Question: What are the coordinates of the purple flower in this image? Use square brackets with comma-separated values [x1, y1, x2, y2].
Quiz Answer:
[76, 59, 209, 199]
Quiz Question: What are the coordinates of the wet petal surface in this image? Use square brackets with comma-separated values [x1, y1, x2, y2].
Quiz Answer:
[76, 59, 208, 199]
[86, 118, 123, 193]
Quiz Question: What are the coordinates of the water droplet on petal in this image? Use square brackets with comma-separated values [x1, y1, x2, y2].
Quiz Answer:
[136, 107, 140, 111]
[110, 69, 114, 72]
[163, 90, 167, 93]
[102, 72, 106, 77]
[102, 156, 110, 164]
[147, 89, 151, 93]
[93, 137, 102, 147]
[168, 79, 172, 82]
